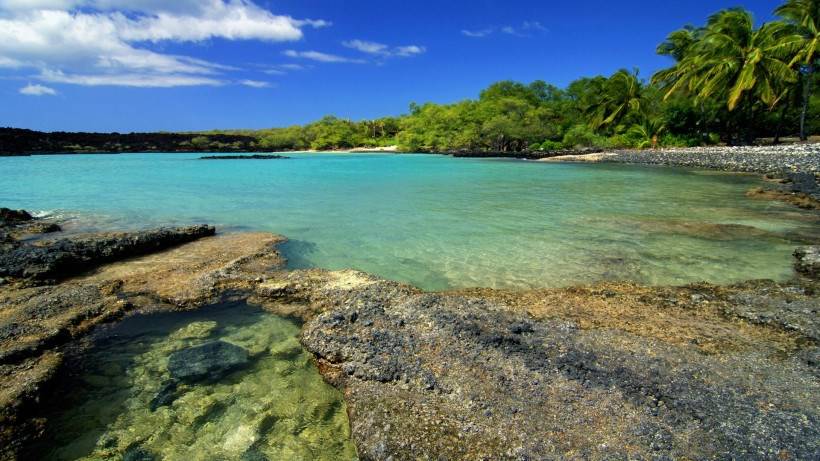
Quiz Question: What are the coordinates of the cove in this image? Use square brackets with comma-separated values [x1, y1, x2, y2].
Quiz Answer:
[1, 153, 817, 290]
[31, 302, 356, 461]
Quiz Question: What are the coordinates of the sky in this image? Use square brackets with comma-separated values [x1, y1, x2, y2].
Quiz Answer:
[0, 0, 782, 132]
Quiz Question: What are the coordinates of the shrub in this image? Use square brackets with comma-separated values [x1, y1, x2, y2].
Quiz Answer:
[540, 140, 564, 151]
[562, 125, 610, 148]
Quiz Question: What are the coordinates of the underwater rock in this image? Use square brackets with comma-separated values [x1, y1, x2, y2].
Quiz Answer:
[122, 444, 155, 461]
[149, 380, 179, 411]
[795, 246, 820, 279]
[168, 340, 250, 382]
[787, 172, 819, 194]
[169, 321, 218, 341]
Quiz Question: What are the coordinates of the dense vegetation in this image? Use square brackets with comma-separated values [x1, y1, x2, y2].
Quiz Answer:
[0, 128, 260, 155]
[2, 1, 817, 155]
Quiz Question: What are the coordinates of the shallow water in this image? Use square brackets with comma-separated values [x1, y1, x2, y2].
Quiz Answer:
[35, 302, 356, 461]
[1, 152, 817, 290]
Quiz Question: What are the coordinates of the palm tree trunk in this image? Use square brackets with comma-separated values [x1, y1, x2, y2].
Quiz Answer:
[774, 98, 790, 144]
[799, 66, 813, 141]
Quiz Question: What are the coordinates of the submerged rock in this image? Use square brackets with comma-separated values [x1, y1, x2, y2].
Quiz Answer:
[149, 380, 179, 411]
[122, 444, 155, 461]
[168, 340, 250, 382]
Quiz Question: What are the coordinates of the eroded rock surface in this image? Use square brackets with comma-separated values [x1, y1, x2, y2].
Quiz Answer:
[301, 287, 819, 460]
[0, 225, 216, 283]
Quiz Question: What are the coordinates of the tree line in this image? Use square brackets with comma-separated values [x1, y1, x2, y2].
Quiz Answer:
[254, 0, 818, 152]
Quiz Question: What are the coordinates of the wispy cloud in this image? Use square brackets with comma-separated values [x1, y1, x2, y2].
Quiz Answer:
[239, 79, 271, 88]
[461, 28, 494, 38]
[283, 50, 365, 64]
[19, 83, 56, 96]
[39, 69, 224, 87]
[0, 1, 329, 88]
[464, 21, 547, 39]
[342, 40, 426, 58]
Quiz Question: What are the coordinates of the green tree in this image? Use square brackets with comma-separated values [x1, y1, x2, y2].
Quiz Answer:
[776, 0, 820, 139]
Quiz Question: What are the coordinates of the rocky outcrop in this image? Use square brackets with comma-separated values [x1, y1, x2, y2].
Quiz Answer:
[300, 288, 819, 460]
[795, 246, 820, 279]
[0, 223, 284, 460]
[0, 209, 32, 225]
[0, 225, 216, 283]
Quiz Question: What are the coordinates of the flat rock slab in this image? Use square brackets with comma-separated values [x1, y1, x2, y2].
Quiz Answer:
[199, 155, 289, 160]
[168, 341, 250, 382]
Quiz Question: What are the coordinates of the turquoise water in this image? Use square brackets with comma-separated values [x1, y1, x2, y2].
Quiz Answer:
[35, 302, 356, 460]
[0, 153, 816, 290]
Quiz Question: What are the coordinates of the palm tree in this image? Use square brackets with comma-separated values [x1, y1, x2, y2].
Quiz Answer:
[589, 69, 645, 131]
[776, 0, 819, 140]
[626, 118, 667, 149]
[655, 10, 801, 110]
[657, 25, 704, 61]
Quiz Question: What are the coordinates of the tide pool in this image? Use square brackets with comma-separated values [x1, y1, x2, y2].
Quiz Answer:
[0, 152, 816, 290]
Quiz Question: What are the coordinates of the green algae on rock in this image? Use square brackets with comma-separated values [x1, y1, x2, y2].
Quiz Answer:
[33, 302, 357, 461]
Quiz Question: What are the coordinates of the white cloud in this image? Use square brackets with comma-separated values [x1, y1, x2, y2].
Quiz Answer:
[19, 83, 57, 95]
[394, 45, 425, 56]
[0, 1, 329, 87]
[40, 68, 224, 87]
[462, 28, 493, 38]
[283, 50, 365, 64]
[464, 22, 547, 39]
[239, 79, 270, 88]
[342, 40, 426, 58]
[342, 39, 389, 55]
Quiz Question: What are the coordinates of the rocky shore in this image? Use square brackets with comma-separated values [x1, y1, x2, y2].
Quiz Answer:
[543, 143, 820, 175]
[1, 209, 819, 460]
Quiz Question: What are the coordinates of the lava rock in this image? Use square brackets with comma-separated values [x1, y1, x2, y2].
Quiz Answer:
[168, 341, 250, 382]
[0, 225, 216, 282]
[795, 246, 820, 279]
[0, 208, 32, 224]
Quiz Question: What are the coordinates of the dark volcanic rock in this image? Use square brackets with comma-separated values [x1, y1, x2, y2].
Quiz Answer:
[0, 225, 215, 282]
[795, 246, 820, 279]
[787, 172, 819, 194]
[0, 208, 33, 224]
[168, 341, 250, 382]
[199, 155, 289, 160]
[302, 291, 820, 460]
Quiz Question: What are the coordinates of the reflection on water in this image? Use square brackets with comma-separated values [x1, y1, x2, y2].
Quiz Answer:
[35, 302, 356, 461]
[0, 153, 817, 290]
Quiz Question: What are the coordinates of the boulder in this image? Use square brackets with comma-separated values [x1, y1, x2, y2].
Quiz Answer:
[795, 246, 820, 278]
[787, 172, 819, 194]
[0, 208, 32, 225]
[168, 341, 250, 382]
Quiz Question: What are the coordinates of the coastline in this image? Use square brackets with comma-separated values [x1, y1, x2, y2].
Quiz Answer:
[1, 207, 818, 459]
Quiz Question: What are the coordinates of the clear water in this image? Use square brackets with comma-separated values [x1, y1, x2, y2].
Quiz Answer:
[35, 302, 357, 461]
[0, 153, 816, 290]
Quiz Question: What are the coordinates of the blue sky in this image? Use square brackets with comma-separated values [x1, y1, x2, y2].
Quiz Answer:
[0, 0, 781, 132]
